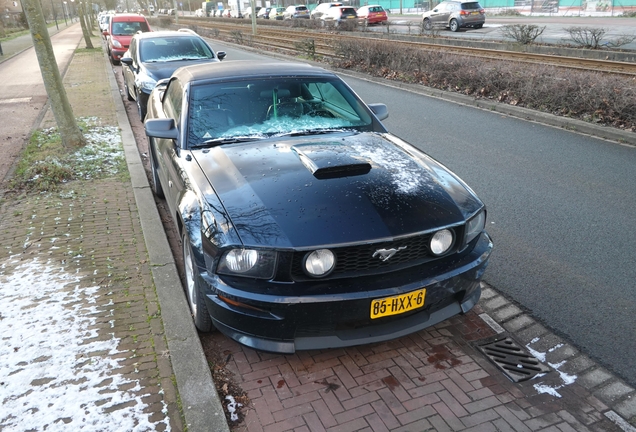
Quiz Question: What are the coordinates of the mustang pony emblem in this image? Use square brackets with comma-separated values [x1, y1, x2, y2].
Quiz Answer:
[372, 246, 407, 262]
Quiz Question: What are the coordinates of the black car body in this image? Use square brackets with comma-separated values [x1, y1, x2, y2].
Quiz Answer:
[121, 30, 226, 121]
[144, 61, 493, 354]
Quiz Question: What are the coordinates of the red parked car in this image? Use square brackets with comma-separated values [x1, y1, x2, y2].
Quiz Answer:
[103, 13, 152, 65]
[356, 5, 388, 25]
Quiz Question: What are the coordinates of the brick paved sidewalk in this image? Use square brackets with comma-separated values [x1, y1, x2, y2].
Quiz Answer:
[0, 38, 182, 430]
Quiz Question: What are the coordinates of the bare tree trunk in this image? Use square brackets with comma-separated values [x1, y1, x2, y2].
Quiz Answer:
[22, 0, 85, 149]
[88, 0, 95, 30]
[78, 2, 94, 48]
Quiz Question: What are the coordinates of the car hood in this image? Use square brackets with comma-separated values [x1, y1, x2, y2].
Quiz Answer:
[143, 58, 219, 81]
[193, 132, 483, 249]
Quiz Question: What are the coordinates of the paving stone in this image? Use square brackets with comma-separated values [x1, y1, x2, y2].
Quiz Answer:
[579, 368, 615, 390]
[481, 296, 509, 311]
[492, 305, 524, 322]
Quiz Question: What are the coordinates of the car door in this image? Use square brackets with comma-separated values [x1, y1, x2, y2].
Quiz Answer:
[122, 38, 137, 98]
[431, 2, 450, 27]
[156, 79, 184, 215]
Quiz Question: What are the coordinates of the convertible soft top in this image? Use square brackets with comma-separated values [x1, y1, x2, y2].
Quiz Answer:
[172, 61, 330, 83]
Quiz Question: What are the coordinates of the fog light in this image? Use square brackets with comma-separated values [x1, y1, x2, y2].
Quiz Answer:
[304, 249, 335, 277]
[430, 229, 453, 255]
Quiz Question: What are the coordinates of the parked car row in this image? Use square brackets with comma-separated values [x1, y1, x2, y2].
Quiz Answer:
[190, 0, 486, 31]
[189, 2, 388, 25]
[109, 20, 491, 356]
[257, 3, 387, 25]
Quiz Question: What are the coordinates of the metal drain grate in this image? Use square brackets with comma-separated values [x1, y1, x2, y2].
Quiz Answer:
[477, 336, 550, 382]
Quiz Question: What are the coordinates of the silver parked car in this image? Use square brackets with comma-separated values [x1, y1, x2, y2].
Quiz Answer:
[283, 5, 310, 19]
[310, 2, 342, 19]
[422, 0, 485, 32]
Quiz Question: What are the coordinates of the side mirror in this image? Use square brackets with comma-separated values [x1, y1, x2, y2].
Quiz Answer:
[102, 30, 109, 36]
[217, 51, 227, 60]
[368, 103, 389, 121]
[121, 57, 133, 66]
[145, 118, 179, 140]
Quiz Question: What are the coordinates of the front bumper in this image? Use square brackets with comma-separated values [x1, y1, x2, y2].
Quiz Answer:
[110, 47, 127, 61]
[200, 232, 493, 354]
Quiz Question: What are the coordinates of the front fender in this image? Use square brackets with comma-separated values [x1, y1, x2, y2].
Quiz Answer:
[179, 190, 205, 266]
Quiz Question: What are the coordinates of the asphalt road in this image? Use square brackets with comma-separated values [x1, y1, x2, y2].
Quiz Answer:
[205, 39, 636, 387]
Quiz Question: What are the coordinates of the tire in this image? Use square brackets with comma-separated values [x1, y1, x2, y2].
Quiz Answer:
[148, 141, 164, 198]
[137, 91, 146, 121]
[109, 51, 120, 65]
[449, 18, 459, 32]
[423, 18, 432, 30]
[123, 79, 134, 101]
[182, 232, 214, 332]
[474, 23, 483, 29]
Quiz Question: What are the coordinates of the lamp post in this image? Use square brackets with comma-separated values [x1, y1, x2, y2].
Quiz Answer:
[62, 0, 68, 24]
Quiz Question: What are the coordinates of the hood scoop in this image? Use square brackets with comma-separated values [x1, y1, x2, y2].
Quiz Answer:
[292, 142, 372, 180]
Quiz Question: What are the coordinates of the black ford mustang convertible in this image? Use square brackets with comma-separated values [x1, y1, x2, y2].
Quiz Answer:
[144, 61, 493, 354]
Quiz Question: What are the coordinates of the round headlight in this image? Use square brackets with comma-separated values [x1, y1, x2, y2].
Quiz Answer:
[224, 249, 258, 273]
[304, 249, 335, 277]
[430, 229, 454, 255]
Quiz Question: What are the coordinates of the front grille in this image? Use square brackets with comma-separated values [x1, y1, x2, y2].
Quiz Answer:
[291, 227, 462, 281]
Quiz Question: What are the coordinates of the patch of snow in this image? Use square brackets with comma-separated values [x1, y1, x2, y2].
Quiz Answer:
[0, 256, 170, 431]
[351, 139, 427, 194]
[526, 338, 578, 399]
[225, 395, 243, 422]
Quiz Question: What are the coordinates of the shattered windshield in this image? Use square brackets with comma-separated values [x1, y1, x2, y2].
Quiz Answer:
[186, 77, 375, 148]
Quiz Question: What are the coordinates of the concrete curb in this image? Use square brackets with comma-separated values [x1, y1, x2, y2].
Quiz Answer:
[102, 48, 231, 432]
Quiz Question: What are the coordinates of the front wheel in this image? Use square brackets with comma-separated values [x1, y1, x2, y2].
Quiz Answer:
[474, 23, 483, 29]
[148, 141, 164, 199]
[449, 18, 459, 32]
[422, 18, 432, 30]
[182, 233, 214, 332]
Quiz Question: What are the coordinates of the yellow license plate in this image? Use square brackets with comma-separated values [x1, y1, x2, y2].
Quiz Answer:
[370, 288, 426, 319]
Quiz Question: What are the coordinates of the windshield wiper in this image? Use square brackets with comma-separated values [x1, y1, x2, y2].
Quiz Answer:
[191, 136, 264, 148]
[166, 57, 202, 62]
[277, 128, 352, 137]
